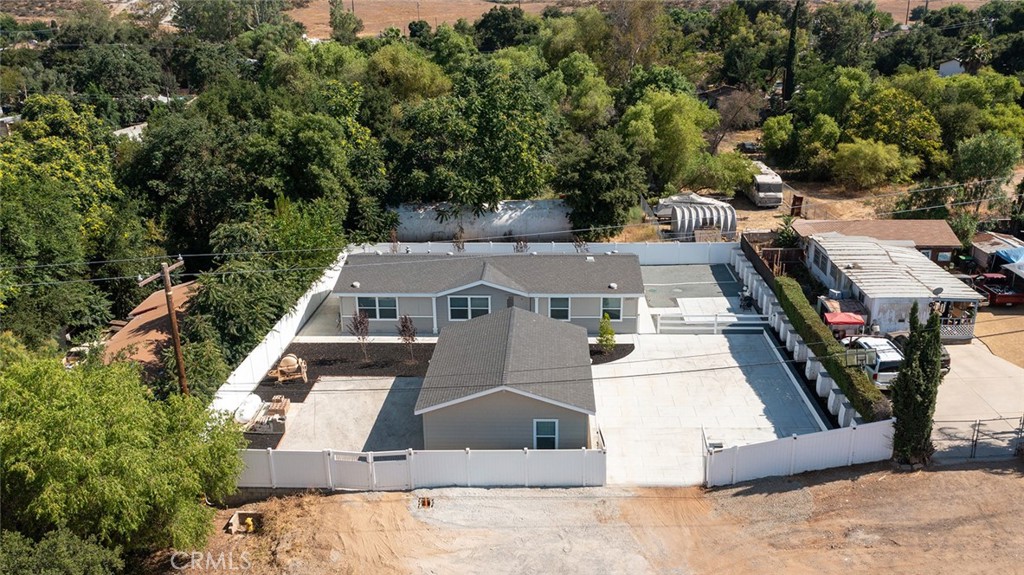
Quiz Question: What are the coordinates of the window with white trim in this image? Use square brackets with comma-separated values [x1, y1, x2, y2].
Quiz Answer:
[533, 419, 558, 449]
[549, 297, 570, 320]
[449, 296, 489, 320]
[601, 297, 622, 321]
[357, 297, 397, 320]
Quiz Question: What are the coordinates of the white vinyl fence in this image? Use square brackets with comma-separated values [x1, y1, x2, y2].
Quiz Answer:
[704, 419, 894, 487]
[238, 447, 606, 490]
[210, 253, 347, 415]
[355, 241, 739, 265]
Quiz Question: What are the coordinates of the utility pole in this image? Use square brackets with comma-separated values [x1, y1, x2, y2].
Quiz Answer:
[139, 257, 189, 396]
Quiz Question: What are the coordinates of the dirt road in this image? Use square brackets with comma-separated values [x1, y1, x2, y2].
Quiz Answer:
[171, 460, 1023, 574]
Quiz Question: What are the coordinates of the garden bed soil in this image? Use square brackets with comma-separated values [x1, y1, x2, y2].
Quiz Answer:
[590, 344, 634, 364]
[253, 342, 633, 404]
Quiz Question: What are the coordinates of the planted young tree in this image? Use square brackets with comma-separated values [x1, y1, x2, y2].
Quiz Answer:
[397, 314, 417, 362]
[598, 313, 616, 354]
[890, 302, 941, 464]
[347, 310, 371, 362]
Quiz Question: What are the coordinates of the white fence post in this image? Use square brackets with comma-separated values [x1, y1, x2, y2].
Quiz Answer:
[267, 448, 276, 488]
[847, 425, 857, 465]
[407, 449, 415, 490]
[367, 452, 376, 490]
[465, 448, 472, 487]
[323, 449, 333, 490]
[788, 434, 798, 475]
[581, 448, 587, 487]
[729, 445, 739, 485]
[523, 448, 530, 488]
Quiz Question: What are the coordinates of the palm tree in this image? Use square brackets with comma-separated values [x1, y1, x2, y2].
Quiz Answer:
[958, 34, 991, 75]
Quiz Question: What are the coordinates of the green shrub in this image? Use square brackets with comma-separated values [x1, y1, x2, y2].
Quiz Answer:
[598, 313, 616, 354]
[774, 276, 889, 421]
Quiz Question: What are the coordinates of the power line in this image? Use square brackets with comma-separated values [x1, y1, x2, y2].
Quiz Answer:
[0, 220, 666, 274]
[4, 174, 1011, 275]
[214, 331, 948, 393]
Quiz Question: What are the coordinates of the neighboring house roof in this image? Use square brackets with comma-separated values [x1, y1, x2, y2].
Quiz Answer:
[811, 235, 983, 301]
[334, 253, 644, 296]
[414, 307, 595, 416]
[112, 122, 147, 141]
[104, 281, 198, 369]
[972, 232, 1024, 255]
[793, 219, 960, 248]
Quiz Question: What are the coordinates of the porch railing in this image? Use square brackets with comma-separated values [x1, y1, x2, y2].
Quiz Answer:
[939, 317, 975, 339]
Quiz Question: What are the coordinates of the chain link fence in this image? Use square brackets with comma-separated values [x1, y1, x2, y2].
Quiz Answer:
[932, 415, 1024, 461]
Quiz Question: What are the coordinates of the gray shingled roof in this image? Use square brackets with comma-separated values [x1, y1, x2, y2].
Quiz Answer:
[334, 253, 643, 296]
[414, 308, 595, 415]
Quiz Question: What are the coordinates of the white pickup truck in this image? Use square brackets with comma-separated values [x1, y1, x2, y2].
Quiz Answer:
[840, 336, 904, 391]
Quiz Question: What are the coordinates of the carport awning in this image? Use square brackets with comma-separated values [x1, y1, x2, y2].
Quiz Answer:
[824, 312, 865, 326]
[1002, 261, 1024, 281]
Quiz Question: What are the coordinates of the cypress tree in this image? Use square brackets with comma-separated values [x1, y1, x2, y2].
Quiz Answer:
[890, 302, 941, 463]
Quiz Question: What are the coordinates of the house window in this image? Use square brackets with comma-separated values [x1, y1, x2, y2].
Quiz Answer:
[549, 297, 570, 320]
[357, 297, 397, 320]
[920, 249, 933, 260]
[533, 419, 558, 449]
[813, 248, 828, 273]
[449, 296, 489, 321]
[601, 297, 622, 321]
[829, 263, 840, 285]
[937, 251, 952, 263]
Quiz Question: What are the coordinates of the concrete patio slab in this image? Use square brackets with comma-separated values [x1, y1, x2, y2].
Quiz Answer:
[277, 376, 425, 452]
[593, 333, 825, 487]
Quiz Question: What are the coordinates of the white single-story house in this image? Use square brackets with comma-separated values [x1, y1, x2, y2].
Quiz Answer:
[806, 234, 985, 341]
[414, 307, 595, 450]
[333, 253, 644, 335]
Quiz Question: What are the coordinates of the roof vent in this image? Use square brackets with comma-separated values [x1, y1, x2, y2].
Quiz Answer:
[586, 256, 596, 263]
[609, 282, 618, 290]
[446, 251, 454, 256]
[351, 281, 360, 288]
[375, 250, 383, 255]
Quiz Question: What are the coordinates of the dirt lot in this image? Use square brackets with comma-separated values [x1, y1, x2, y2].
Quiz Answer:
[973, 306, 1024, 368]
[158, 460, 1024, 574]
[874, 0, 990, 22]
[288, 0, 554, 39]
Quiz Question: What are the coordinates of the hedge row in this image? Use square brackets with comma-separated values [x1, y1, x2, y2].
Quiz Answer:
[774, 276, 890, 422]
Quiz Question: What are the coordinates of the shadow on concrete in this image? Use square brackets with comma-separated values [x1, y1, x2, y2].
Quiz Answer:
[361, 377, 425, 451]
[723, 331, 827, 440]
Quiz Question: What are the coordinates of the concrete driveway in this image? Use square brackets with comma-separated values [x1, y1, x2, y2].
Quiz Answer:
[593, 333, 826, 486]
[278, 376, 425, 452]
[932, 340, 1024, 460]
